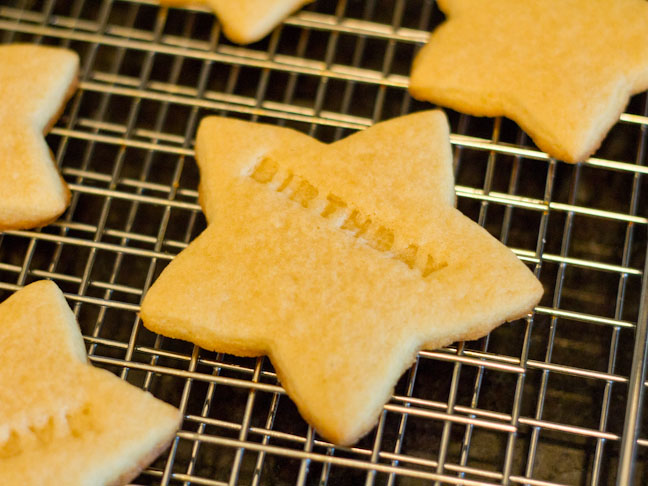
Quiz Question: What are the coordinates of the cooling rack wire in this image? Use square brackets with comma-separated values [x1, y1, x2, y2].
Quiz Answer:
[1, 0, 648, 485]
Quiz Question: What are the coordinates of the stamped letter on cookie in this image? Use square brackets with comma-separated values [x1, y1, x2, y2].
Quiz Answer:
[1, 281, 180, 485]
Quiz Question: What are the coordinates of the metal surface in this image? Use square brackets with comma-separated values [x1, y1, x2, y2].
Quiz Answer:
[1, 0, 647, 484]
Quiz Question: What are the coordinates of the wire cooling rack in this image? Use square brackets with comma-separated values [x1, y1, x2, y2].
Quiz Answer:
[1, 1, 648, 484]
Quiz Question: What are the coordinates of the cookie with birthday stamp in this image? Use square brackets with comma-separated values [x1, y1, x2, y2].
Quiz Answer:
[140, 110, 543, 445]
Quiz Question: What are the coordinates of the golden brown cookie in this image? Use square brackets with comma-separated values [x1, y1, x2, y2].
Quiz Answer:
[0, 44, 79, 230]
[161, 0, 312, 44]
[409, 0, 648, 163]
[1, 281, 181, 485]
[141, 111, 542, 445]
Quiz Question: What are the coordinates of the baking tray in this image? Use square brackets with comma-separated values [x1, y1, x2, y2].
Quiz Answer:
[1, 0, 647, 484]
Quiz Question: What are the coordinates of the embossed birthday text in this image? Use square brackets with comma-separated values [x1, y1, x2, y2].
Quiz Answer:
[249, 158, 447, 278]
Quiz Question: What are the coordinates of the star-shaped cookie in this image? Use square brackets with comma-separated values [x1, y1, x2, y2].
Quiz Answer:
[161, 0, 312, 44]
[409, 0, 648, 163]
[140, 110, 542, 445]
[0, 44, 78, 230]
[1, 280, 180, 485]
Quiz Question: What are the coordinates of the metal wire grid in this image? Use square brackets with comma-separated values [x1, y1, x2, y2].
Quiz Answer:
[1, 0, 648, 484]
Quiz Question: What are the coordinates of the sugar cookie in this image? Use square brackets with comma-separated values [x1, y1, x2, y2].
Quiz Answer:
[161, 0, 312, 44]
[409, 0, 648, 163]
[0, 44, 78, 230]
[141, 111, 542, 445]
[1, 281, 181, 485]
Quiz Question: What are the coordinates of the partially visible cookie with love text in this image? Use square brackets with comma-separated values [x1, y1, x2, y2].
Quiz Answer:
[160, 0, 312, 44]
[409, 0, 648, 163]
[140, 110, 543, 446]
[0, 44, 78, 231]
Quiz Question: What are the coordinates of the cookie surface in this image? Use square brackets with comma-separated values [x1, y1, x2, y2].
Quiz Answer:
[1, 280, 181, 485]
[0, 44, 78, 231]
[160, 0, 312, 44]
[409, 0, 648, 163]
[141, 111, 543, 445]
